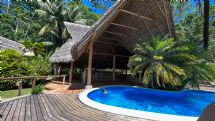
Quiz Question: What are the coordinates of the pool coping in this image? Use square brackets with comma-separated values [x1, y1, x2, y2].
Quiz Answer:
[79, 87, 199, 121]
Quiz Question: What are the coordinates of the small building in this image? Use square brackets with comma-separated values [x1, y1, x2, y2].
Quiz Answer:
[50, 0, 175, 87]
[0, 36, 25, 53]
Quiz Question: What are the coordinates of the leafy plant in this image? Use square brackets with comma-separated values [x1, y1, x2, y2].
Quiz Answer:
[22, 41, 45, 56]
[128, 37, 214, 90]
[0, 79, 32, 91]
[28, 55, 51, 76]
[0, 50, 31, 77]
[35, 0, 71, 46]
[31, 85, 44, 94]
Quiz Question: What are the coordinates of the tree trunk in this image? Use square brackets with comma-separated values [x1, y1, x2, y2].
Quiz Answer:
[203, 0, 210, 50]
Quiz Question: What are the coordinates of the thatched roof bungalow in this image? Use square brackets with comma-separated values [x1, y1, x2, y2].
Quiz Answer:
[0, 36, 24, 53]
[50, 0, 175, 86]
[50, 22, 91, 63]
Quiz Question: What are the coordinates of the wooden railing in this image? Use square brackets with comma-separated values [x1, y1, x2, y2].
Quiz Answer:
[0, 75, 67, 96]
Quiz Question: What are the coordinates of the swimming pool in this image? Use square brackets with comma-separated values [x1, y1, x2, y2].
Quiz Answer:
[79, 86, 215, 121]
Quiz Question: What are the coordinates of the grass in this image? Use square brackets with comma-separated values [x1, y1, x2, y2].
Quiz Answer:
[0, 88, 32, 99]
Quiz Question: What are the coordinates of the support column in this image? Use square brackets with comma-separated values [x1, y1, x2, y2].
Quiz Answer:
[54, 64, 58, 76]
[69, 62, 74, 84]
[113, 55, 116, 83]
[86, 38, 94, 88]
[125, 69, 128, 81]
[57, 64, 61, 75]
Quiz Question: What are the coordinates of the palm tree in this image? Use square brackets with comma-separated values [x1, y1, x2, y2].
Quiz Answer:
[128, 38, 193, 88]
[35, 0, 71, 46]
[203, 0, 210, 50]
[128, 37, 214, 89]
[35, 0, 98, 46]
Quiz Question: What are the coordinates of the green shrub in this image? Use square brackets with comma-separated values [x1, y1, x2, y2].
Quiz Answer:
[32, 85, 44, 94]
[0, 80, 32, 91]
[0, 79, 49, 91]
[28, 56, 51, 76]
[0, 80, 17, 90]
[0, 50, 32, 77]
[128, 37, 215, 90]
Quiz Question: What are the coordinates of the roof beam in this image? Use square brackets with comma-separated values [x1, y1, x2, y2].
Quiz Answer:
[129, 14, 148, 40]
[156, 0, 166, 17]
[162, 0, 171, 36]
[105, 31, 128, 37]
[144, 0, 164, 36]
[110, 23, 139, 30]
[133, 0, 153, 37]
[121, 9, 153, 21]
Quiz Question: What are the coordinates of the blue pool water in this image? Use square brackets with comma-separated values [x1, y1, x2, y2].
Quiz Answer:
[88, 86, 215, 117]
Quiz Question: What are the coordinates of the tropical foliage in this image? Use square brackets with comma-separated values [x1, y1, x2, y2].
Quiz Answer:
[28, 55, 52, 76]
[128, 38, 215, 90]
[31, 85, 44, 94]
[35, 0, 71, 46]
[0, 49, 51, 90]
[172, 1, 215, 55]
[0, 0, 100, 50]
[0, 49, 51, 77]
[0, 50, 31, 77]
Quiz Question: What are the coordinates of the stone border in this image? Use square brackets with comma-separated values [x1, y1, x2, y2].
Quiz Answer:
[79, 87, 198, 121]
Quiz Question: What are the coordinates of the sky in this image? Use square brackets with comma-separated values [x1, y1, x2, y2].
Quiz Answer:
[1, 0, 215, 15]
[82, 0, 115, 14]
[80, 0, 215, 15]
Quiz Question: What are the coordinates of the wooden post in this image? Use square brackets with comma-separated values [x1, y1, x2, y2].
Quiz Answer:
[83, 68, 87, 84]
[113, 55, 116, 83]
[62, 75, 66, 86]
[125, 69, 128, 81]
[18, 80, 22, 96]
[87, 38, 94, 87]
[57, 64, 61, 75]
[54, 64, 57, 76]
[69, 62, 74, 84]
[32, 78, 36, 88]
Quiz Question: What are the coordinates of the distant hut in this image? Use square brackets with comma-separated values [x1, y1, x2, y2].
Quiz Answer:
[50, 0, 175, 87]
[0, 36, 24, 53]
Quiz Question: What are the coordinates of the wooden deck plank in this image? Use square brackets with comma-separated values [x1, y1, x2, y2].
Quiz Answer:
[46, 94, 75, 121]
[64, 95, 115, 120]
[53, 94, 90, 121]
[36, 94, 51, 121]
[39, 95, 56, 121]
[0, 102, 9, 115]
[6, 99, 18, 121]
[42, 94, 67, 121]
[30, 95, 37, 121]
[1, 101, 14, 121]
[33, 95, 44, 121]
[19, 96, 27, 121]
[40, 94, 61, 121]
[57, 95, 107, 121]
[25, 96, 31, 121]
[11, 99, 22, 121]
[0, 94, 149, 121]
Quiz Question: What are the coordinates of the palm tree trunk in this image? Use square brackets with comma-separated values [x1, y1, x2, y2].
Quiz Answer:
[197, 1, 203, 15]
[203, 0, 210, 50]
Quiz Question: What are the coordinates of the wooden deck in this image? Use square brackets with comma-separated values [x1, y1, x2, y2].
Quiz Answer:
[0, 94, 150, 121]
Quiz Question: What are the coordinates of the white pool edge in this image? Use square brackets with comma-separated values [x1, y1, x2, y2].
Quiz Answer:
[79, 88, 199, 121]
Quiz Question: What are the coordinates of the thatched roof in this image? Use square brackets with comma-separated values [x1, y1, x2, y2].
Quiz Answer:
[0, 36, 24, 53]
[50, 22, 90, 63]
[51, 0, 174, 69]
